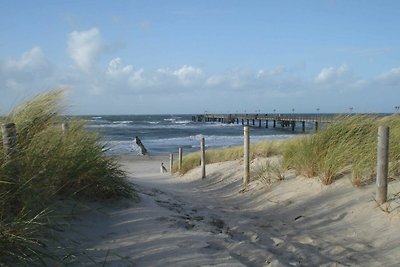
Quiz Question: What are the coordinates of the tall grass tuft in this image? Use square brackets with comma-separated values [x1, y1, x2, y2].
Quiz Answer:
[0, 90, 135, 265]
[283, 115, 400, 185]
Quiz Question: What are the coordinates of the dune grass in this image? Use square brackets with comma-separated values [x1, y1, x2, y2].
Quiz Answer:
[283, 115, 400, 185]
[172, 140, 284, 175]
[174, 115, 400, 188]
[0, 90, 135, 265]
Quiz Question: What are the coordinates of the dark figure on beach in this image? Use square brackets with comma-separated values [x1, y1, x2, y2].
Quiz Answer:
[160, 162, 168, 173]
[134, 136, 148, 155]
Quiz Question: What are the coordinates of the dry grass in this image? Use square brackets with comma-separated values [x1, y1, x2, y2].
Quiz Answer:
[252, 158, 286, 187]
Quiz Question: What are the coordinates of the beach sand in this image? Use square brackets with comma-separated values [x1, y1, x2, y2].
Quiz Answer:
[57, 155, 400, 266]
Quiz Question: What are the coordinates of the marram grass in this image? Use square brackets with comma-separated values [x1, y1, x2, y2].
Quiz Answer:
[174, 115, 400, 187]
[0, 90, 136, 265]
[283, 115, 400, 185]
[172, 140, 284, 175]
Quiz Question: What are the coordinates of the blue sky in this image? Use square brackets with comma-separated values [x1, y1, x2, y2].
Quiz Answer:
[1, 0, 400, 114]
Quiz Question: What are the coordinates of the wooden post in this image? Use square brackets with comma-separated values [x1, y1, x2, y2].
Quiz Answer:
[1, 123, 18, 159]
[302, 121, 306, 132]
[376, 126, 389, 204]
[61, 122, 69, 135]
[243, 126, 250, 187]
[1, 123, 20, 177]
[135, 136, 148, 155]
[201, 137, 206, 179]
[170, 153, 174, 173]
[178, 147, 183, 172]
[291, 121, 295, 131]
[315, 121, 319, 132]
[265, 120, 268, 128]
[258, 119, 261, 127]
[273, 120, 276, 128]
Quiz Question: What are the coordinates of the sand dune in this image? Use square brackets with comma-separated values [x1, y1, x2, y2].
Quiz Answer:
[58, 155, 400, 266]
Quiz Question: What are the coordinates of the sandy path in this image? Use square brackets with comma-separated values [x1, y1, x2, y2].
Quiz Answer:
[59, 156, 400, 266]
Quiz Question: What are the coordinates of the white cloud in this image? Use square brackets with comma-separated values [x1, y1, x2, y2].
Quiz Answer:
[376, 67, 400, 87]
[173, 65, 204, 85]
[0, 46, 53, 92]
[107, 57, 133, 75]
[3, 46, 49, 71]
[67, 28, 103, 72]
[257, 66, 287, 78]
[315, 64, 350, 83]
[205, 69, 246, 89]
[3, 43, 400, 114]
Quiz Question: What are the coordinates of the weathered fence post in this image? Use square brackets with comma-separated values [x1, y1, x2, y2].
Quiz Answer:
[1, 123, 20, 177]
[376, 126, 389, 204]
[1, 123, 18, 159]
[201, 137, 206, 179]
[243, 126, 250, 187]
[170, 153, 174, 173]
[61, 122, 69, 136]
[178, 147, 183, 173]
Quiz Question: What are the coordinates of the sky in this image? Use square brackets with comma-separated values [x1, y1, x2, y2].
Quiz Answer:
[1, 0, 400, 115]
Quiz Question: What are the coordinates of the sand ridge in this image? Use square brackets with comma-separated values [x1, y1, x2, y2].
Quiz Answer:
[58, 155, 400, 266]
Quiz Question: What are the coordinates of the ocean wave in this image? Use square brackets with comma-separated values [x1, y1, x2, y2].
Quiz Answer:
[174, 120, 192, 124]
[112, 120, 133, 124]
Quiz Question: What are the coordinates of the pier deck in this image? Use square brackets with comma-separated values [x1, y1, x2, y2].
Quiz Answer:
[192, 113, 337, 132]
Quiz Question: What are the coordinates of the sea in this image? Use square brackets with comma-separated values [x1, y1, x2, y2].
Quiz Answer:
[82, 114, 306, 156]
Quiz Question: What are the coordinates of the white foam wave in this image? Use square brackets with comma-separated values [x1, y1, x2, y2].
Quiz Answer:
[112, 120, 133, 124]
[174, 120, 192, 124]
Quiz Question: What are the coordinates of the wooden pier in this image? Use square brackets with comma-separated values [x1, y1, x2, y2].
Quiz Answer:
[192, 113, 336, 132]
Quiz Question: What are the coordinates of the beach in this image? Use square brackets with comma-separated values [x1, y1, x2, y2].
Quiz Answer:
[57, 155, 400, 266]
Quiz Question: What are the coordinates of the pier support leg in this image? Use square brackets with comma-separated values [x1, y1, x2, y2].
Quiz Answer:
[302, 121, 305, 132]
[252, 119, 255, 126]
[266, 120, 268, 128]
[315, 121, 319, 132]
[291, 121, 295, 131]
[273, 120, 276, 128]
[242, 119, 244, 125]
[247, 119, 249, 126]
[259, 120, 261, 127]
